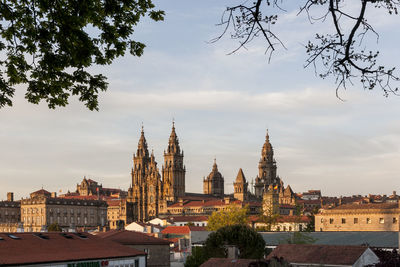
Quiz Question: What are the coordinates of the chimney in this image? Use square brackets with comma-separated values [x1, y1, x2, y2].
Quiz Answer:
[226, 245, 239, 259]
[51, 192, 57, 198]
[7, 192, 14, 202]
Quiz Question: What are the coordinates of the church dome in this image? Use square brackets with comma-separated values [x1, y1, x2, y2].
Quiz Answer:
[207, 159, 223, 181]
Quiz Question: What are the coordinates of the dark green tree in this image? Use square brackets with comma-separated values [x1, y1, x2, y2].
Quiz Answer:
[305, 206, 319, 232]
[47, 222, 62, 232]
[185, 224, 266, 267]
[184, 247, 209, 267]
[0, 0, 164, 110]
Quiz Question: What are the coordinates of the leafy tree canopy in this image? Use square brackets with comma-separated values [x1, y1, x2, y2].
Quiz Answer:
[185, 224, 266, 267]
[214, 0, 400, 97]
[0, 0, 164, 110]
[47, 222, 62, 232]
[206, 205, 249, 231]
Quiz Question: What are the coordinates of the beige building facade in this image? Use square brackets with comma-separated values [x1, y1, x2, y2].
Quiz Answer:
[315, 202, 400, 231]
[107, 199, 134, 229]
[21, 192, 107, 232]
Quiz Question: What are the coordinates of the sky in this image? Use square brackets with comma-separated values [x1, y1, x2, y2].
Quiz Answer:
[1, 1, 400, 200]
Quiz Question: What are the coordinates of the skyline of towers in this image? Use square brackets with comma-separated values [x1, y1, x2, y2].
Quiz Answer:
[129, 124, 286, 221]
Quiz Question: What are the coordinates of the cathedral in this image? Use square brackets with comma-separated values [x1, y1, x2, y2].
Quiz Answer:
[128, 125, 296, 222]
[128, 123, 185, 221]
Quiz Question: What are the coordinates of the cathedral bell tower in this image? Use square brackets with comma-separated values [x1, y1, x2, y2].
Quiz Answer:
[255, 130, 278, 198]
[130, 126, 151, 221]
[162, 122, 185, 202]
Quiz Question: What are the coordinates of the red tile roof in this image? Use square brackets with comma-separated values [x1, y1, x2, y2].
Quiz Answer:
[266, 244, 372, 265]
[248, 215, 310, 223]
[169, 215, 208, 222]
[329, 202, 398, 210]
[60, 195, 117, 201]
[277, 215, 310, 223]
[200, 258, 267, 267]
[97, 230, 171, 245]
[31, 189, 51, 195]
[168, 199, 245, 208]
[0, 232, 145, 265]
[161, 226, 206, 235]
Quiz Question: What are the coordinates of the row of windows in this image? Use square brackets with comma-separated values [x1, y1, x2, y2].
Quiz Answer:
[22, 215, 103, 226]
[326, 217, 398, 224]
[22, 207, 104, 215]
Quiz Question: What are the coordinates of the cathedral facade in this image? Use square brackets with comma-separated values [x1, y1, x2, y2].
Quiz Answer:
[128, 123, 185, 222]
[128, 126, 296, 222]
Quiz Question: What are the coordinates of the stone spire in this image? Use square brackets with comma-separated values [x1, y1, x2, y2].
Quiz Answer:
[234, 168, 248, 201]
[212, 158, 218, 173]
[167, 121, 180, 154]
[136, 125, 149, 158]
[235, 168, 246, 183]
[262, 129, 273, 162]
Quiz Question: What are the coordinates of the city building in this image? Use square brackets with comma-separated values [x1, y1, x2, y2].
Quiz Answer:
[0, 232, 146, 266]
[266, 244, 380, 267]
[0, 193, 20, 232]
[107, 198, 134, 229]
[125, 126, 297, 222]
[21, 189, 107, 232]
[315, 202, 400, 231]
[128, 124, 186, 222]
[97, 229, 171, 267]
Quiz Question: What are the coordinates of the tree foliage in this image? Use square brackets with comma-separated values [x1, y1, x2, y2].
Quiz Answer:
[0, 0, 164, 110]
[214, 0, 400, 97]
[185, 224, 266, 267]
[47, 222, 62, 232]
[206, 205, 249, 231]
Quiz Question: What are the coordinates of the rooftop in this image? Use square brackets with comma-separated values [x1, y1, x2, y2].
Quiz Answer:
[200, 258, 267, 267]
[96, 230, 171, 245]
[324, 202, 398, 211]
[0, 232, 145, 265]
[266, 244, 373, 265]
[161, 225, 206, 235]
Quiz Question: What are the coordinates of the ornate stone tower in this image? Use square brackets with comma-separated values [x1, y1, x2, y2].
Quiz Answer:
[130, 126, 151, 221]
[255, 130, 279, 198]
[203, 159, 224, 197]
[234, 168, 248, 202]
[146, 151, 163, 219]
[162, 122, 185, 202]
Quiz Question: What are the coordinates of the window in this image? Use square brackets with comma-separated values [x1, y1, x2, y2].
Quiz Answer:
[135, 259, 139, 267]
[341, 218, 346, 224]
[379, 218, 384, 224]
[329, 218, 334, 224]
[393, 217, 398, 224]
[366, 218, 371, 224]
[354, 218, 358, 224]
[320, 218, 324, 223]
